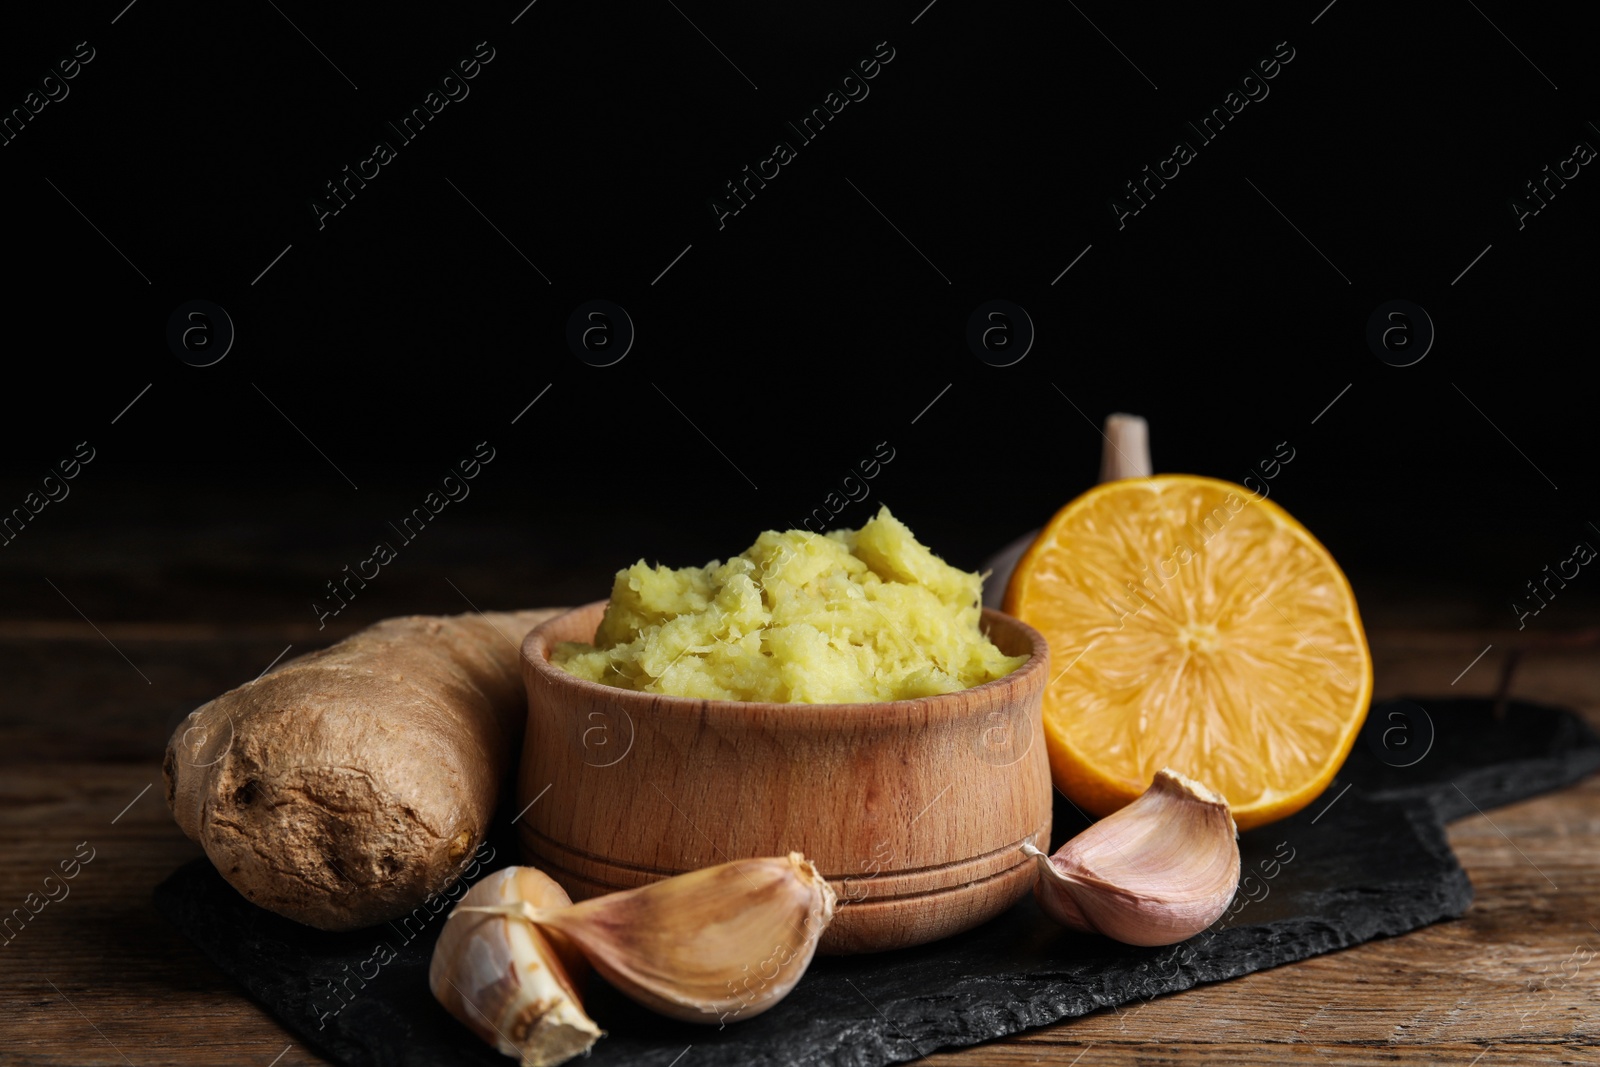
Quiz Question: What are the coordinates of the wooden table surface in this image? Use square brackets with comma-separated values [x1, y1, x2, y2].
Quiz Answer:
[2, 619, 1597, 1066]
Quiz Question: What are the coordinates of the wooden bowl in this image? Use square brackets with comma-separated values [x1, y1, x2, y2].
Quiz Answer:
[516, 600, 1052, 953]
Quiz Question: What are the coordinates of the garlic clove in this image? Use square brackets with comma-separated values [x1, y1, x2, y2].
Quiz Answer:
[429, 867, 602, 1067]
[1024, 768, 1240, 946]
[532, 852, 836, 1026]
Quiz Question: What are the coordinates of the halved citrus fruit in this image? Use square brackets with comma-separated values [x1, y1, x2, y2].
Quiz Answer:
[1004, 475, 1372, 831]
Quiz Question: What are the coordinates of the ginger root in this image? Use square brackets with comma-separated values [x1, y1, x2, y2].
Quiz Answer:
[164, 609, 559, 930]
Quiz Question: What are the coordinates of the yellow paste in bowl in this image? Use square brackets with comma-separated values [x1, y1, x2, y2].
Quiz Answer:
[552, 506, 1024, 703]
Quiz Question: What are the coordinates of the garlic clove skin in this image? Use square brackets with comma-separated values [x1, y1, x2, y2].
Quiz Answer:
[532, 852, 836, 1026]
[1025, 768, 1240, 947]
[429, 867, 602, 1067]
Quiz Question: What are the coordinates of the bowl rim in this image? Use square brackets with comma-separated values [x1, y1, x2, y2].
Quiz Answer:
[521, 598, 1050, 718]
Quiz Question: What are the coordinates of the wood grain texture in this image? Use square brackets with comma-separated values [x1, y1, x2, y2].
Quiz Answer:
[516, 601, 1054, 953]
[1, 624, 1596, 1066]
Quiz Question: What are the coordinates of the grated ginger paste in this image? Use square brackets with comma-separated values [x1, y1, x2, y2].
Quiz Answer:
[551, 506, 1025, 703]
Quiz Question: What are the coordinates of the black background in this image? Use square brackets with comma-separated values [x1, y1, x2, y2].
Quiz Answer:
[2, 0, 1595, 633]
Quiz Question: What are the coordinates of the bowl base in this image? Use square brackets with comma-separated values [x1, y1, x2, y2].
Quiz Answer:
[519, 820, 1048, 954]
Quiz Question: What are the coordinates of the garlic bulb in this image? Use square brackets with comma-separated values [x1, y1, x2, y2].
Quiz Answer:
[533, 852, 836, 1025]
[1024, 768, 1239, 946]
[429, 867, 601, 1067]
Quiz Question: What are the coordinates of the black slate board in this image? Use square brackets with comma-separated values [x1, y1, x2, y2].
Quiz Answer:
[155, 698, 1600, 1067]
